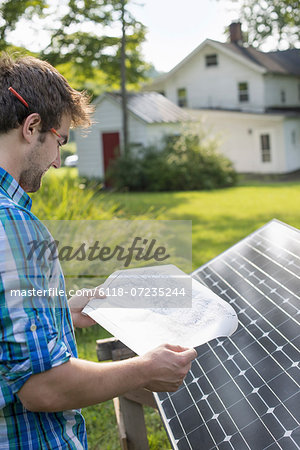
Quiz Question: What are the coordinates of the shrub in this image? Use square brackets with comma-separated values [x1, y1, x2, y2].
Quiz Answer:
[31, 169, 115, 220]
[107, 131, 237, 191]
[106, 150, 145, 191]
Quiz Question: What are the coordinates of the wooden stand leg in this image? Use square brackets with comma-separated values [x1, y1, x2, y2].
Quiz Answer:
[118, 396, 150, 450]
[113, 397, 128, 450]
[97, 338, 156, 449]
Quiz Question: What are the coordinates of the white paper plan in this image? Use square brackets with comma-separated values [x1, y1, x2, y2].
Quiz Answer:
[83, 264, 238, 355]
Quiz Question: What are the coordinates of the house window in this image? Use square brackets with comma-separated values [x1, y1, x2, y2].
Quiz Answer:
[238, 82, 249, 102]
[260, 134, 271, 162]
[205, 54, 218, 67]
[280, 90, 286, 103]
[158, 91, 165, 96]
[298, 83, 300, 102]
[177, 88, 187, 107]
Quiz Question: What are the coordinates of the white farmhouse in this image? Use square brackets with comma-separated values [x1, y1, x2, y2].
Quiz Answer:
[76, 23, 300, 177]
[147, 23, 300, 174]
[76, 91, 190, 179]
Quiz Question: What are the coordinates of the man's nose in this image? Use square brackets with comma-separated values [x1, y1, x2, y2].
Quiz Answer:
[52, 149, 61, 169]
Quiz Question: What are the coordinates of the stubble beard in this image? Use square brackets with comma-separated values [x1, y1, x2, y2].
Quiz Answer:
[19, 167, 44, 193]
[19, 141, 49, 193]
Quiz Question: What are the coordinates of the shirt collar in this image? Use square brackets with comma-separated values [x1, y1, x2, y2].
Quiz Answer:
[0, 167, 32, 211]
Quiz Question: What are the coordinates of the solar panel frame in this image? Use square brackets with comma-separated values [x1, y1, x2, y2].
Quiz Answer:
[154, 219, 300, 450]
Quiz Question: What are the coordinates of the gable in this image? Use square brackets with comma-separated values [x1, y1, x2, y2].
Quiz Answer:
[150, 39, 266, 89]
[94, 95, 147, 127]
[170, 43, 263, 82]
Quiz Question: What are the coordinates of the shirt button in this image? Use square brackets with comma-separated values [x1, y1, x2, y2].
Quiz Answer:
[30, 324, 37, 332]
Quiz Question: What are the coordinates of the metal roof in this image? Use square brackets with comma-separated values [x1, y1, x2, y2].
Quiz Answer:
[106, 91, 192, 124]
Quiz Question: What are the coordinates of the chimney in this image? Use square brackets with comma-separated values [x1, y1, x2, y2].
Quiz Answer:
[229, 22, 243, 45]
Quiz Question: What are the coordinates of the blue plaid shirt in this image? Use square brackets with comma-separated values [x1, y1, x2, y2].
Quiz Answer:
[0, 167, 87, 449]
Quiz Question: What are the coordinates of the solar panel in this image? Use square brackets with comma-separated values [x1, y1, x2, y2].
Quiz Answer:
[155, 219, 300, 449]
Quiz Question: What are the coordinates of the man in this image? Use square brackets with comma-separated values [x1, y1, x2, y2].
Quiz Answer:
[0, 54, 197, 449]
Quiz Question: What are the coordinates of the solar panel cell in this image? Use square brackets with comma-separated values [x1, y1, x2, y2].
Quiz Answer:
[216, 412, 237, 436]
[272, 404, 298, 430]
[215, 382, 244, 408]
[162, 397, 176, 419]
[187, 425, 215, 448]
[204, 391, 224, 415]
[208, 419, 227, 445]
[269, 373, 298, 402]
[224, 433, 249, 449]
[278, 320, 299, 341]
[197, 397, 215, 421]
[204, 365, 232, 390]
[277, 437, 299, 450]
[179, 405, 203, 435]
[198, 352, 220, 373]
[169, 415, 184, 439]
[240, 418, 275, 448]
[171, 388, 195, 412]
[222, 359, 241, 377]
[240, 340, 267, 365]
[261, 413, 286, 440]
[247, 392, 268, 415]
[254, 357, 283, 382]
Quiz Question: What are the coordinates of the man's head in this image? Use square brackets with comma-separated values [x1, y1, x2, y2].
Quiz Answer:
[0, 53, 93, 192]
[0, 53, 93, 134]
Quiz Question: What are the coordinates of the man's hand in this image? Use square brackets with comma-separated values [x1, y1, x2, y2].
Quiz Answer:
[68, 286, 105, 328]
[140, 343, 197, 392]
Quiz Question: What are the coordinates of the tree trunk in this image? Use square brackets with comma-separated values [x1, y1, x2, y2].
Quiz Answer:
[121, 0, 129, 154]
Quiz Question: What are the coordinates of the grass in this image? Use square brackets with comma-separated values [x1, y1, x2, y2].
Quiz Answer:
[31, 169, 300, 449]
[102, 182, 300, 268]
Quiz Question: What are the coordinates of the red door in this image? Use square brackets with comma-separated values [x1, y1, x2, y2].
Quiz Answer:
[102, 132, 120, 176]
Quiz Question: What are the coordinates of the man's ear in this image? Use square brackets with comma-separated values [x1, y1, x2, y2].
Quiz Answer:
[22, 113, 42, 143]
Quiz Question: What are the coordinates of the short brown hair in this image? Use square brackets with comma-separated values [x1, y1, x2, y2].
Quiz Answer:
[0, 53, 94, 133]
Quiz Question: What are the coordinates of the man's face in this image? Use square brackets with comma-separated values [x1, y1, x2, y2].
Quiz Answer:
[19, 114, 71, 193]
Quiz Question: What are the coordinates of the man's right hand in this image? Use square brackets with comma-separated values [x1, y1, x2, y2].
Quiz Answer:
[139, 343, 197, 392]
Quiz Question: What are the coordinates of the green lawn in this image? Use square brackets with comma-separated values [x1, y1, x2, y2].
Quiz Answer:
[32, 170, 300, 449]
[102, 182, 300, 268]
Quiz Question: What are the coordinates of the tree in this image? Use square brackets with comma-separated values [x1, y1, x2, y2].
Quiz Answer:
[1, 0, 148, 152]
[41, 0, 149, 92]
[42, 0, 147, 149]
[235, 0, 300, 49]
[0, 0, 150, 93]
[120, 0, 129, 152]
[0, 0, 48, 51]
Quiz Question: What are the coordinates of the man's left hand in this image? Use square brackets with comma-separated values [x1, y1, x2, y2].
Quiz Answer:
[68, 286, 105, 328]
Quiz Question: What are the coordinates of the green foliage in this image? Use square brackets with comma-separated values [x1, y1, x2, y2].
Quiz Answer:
[54, 61, 118, 99]
[41, 0, 149, 93]
[0, 0, 48, 50]
[230, 0, 300, 48]
[0, 0, 150, 95]
[30, 168, 117, 220]
[108, 131, 237, 191]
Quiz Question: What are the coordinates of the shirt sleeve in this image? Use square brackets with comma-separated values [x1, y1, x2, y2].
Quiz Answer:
[0, 207, 72, 407]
